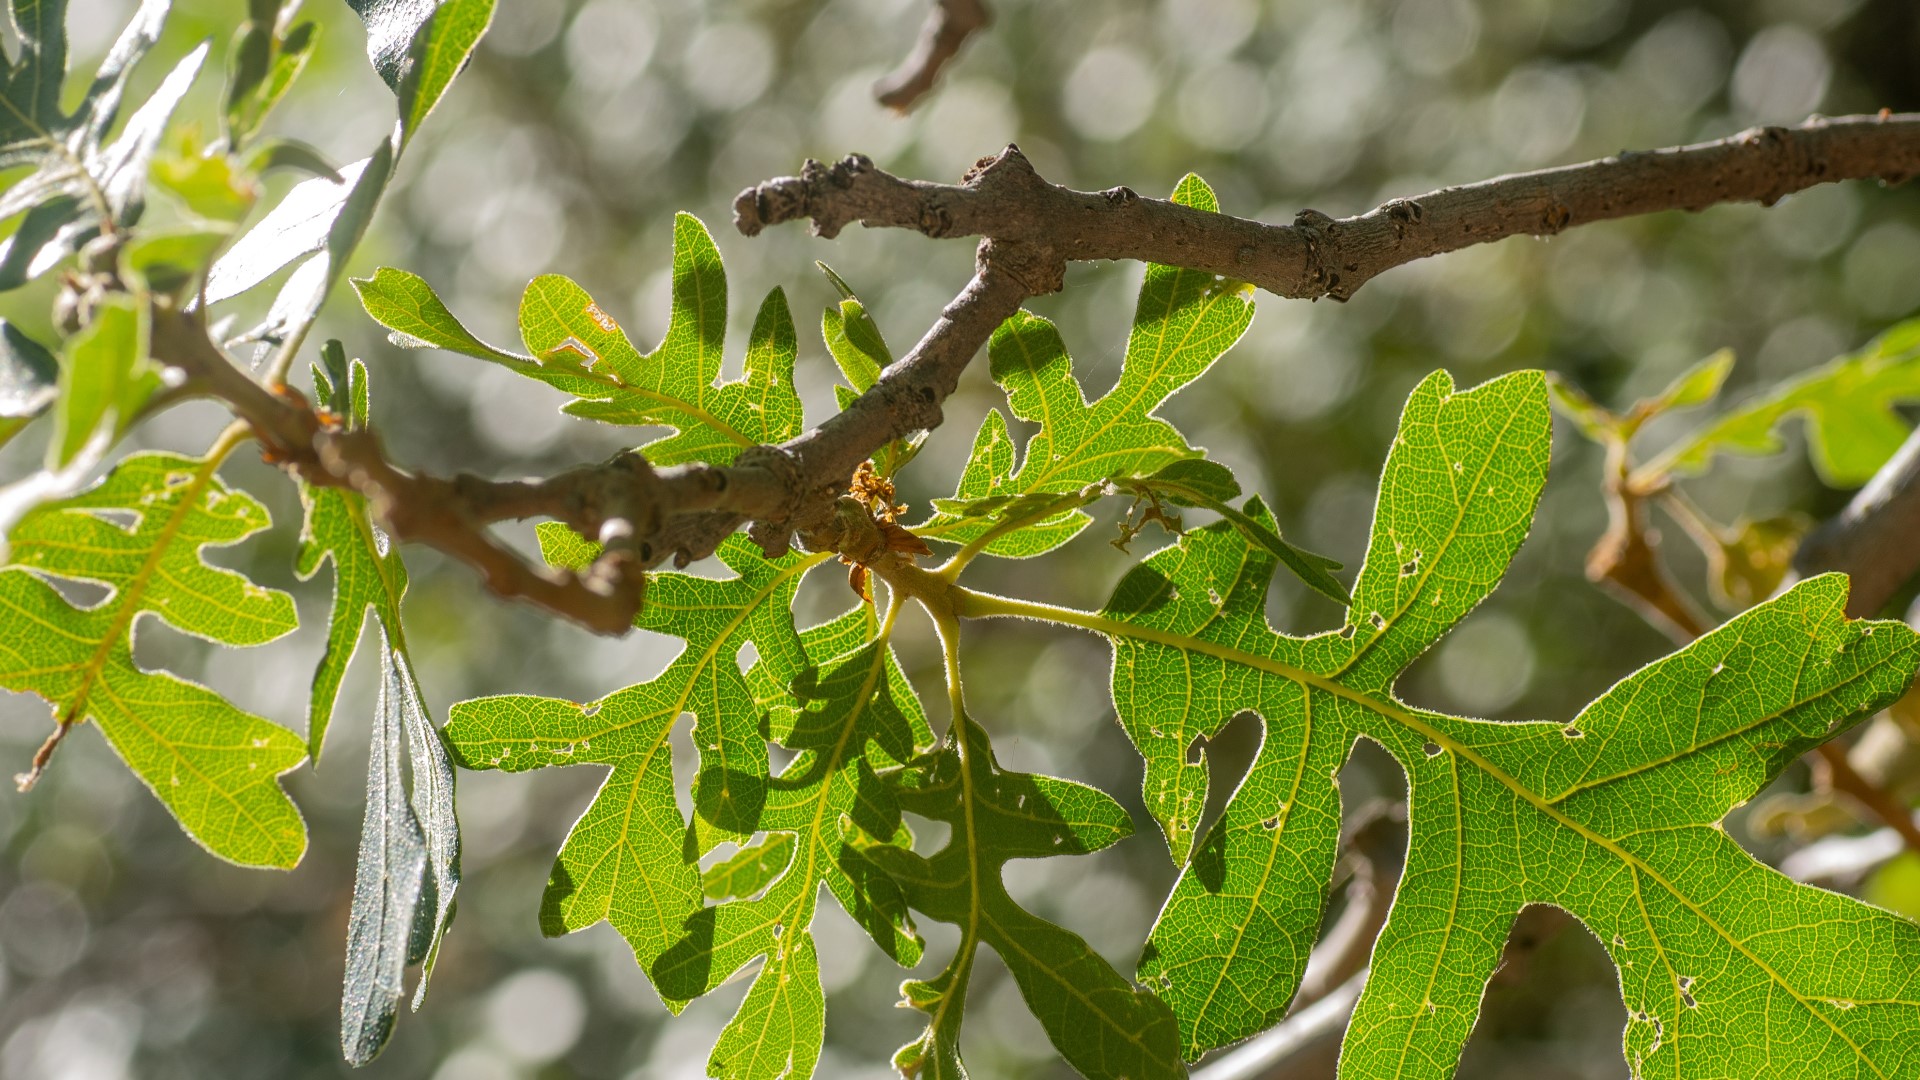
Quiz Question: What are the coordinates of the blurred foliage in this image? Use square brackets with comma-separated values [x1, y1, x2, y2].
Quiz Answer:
[0, 0, 1918, 1077]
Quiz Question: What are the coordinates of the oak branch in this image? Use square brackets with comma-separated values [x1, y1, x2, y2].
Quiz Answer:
[170, 113, 1920, 633]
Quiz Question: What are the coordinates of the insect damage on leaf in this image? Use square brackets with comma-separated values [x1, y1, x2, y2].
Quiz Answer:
[985, 369, 1920, 1075]
[0, 447, 308, 868]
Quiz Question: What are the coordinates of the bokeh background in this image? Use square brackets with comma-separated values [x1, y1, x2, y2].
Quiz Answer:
[3, 0, 1920, 1076]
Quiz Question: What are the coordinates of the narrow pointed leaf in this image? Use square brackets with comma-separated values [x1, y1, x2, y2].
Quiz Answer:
[339, 629, 429, 1067]
[298, 357, 460, 1012]
[398, 0, 494, 146]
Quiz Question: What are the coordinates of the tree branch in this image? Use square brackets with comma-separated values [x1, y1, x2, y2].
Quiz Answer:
[873, 0, 990, 113]
[1793, 425, 1920, 619]
[148, 117, 1920, 634]
[735, 114, 1920, 302]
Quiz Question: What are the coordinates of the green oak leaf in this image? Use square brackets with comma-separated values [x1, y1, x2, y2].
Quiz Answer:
[353, 213, 803, 466]
[652, 601, 933, 1079]
[0, 447, 308, 867]
[1634, 316, 1920, 488]
[701, 832, 796, 902]
[918, 174, 1256, 558]
[975, 369, 1920, 1073]
[301, 354, 459, 1054]
[443, 536, 824, 991]
[862, 716, 1185, 1080]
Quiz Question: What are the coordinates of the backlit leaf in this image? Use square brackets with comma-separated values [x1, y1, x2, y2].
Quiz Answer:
[965, 369, 1920, 1075]
[443, 537, 824, 992]
[0, 447, 307, 867]
[356, 214, 804, 466]
[919, 174, 1257, 557]
[867, 718, 1184, 1080]
[1636, 317, 1920, 488]
[652, 601, 932, 1078]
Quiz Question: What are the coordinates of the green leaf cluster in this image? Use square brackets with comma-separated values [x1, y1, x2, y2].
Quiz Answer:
[0, 0, 203, 289]
[0, 0, 491, 1065]
[972, 369, 1920, 1076]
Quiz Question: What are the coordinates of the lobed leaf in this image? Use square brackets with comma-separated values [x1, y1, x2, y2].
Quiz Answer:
[870, 718, 1185, 1080]
[444, 537, 823, 991]
[652, 602, 933, 1077]
[0, 448, 307, 867]
[1065, 369, 1920, 1075]
[1636, 316, 1920, 488]
[919, 175, 1284, 564]
[356, 214, 804, 466]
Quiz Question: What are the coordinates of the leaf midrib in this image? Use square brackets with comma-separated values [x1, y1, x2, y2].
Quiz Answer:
[66, 431, 244, 728]
[963, 589, 1903, 1076]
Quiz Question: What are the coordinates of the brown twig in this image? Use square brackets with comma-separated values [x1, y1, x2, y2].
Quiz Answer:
[873, 0, 990, 112]
[1581, 414, 1920, 854]
[736, 115, 1920, 302]
[1814, 741, 1920, 854]
[1793, 425, 1920, 619]
[149, 117, 1920, 634]
[1587, 440, 1708, 642]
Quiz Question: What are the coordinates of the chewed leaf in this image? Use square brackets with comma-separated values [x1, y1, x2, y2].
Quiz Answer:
[0, 449, 306, 867]
[1069, 368, 1920, 1075]
[919, 173, 1259, 559]
[355, 214, 802, 466]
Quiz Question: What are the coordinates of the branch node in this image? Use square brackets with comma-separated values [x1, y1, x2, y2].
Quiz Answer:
[979, 236, 1065, 296]
[733, 444, 808, 557]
